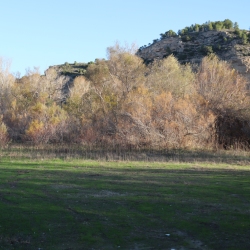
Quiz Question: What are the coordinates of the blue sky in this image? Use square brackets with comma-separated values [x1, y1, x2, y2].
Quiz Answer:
[1, 0, 249, 76]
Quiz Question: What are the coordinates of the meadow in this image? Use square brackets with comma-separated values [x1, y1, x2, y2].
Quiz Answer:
[0, 147, 250, 249]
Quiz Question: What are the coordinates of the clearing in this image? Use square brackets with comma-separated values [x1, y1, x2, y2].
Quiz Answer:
[0, 157, 250, 249]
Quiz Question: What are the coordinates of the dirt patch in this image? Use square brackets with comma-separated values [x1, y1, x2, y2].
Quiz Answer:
[50, 184, 78, 189]
[91, 190, 127, 197]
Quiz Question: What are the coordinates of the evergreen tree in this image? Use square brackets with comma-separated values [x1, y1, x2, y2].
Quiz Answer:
[234, 22, 239, 29]
[208, 22, 213, 31]
[223, 19, 233, 29]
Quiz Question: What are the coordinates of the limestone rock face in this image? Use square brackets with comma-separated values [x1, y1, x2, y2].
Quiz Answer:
[137, 30, 250, 81]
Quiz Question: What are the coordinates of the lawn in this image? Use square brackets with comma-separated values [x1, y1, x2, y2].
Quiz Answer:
[0, 157, 250, 249]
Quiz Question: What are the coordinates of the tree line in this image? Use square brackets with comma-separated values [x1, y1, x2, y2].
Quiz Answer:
[139, 19, 250, 51]
[0, 44, 249, 149]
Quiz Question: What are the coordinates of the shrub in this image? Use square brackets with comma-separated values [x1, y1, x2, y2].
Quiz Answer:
[213, 44, 221, 51]
[241, 33, 248, 44]
[0, 118, 10, 148]
[201, 46, 213, 55]
[25, 120, 46, 145]
[196, 54, 250, 147]
[181, 35, 191, 42]
[165, 46, 172, 55]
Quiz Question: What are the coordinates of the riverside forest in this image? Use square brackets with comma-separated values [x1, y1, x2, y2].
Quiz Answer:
[0, 19, 250, 151]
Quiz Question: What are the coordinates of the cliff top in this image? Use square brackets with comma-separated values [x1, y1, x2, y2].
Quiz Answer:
[136, 20, 250, 80]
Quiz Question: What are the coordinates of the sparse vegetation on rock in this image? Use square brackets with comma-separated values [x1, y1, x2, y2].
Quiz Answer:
[137, 20, 250, 81]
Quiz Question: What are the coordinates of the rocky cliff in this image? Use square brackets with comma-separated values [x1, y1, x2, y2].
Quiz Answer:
[136, 30, 250, 81]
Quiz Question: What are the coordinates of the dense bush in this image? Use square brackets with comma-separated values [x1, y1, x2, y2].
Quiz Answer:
[0, 116, 10, 148]
[0, 47, 249, 149]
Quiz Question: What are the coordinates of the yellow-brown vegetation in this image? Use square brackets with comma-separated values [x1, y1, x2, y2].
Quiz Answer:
[0, 48, 249, 149]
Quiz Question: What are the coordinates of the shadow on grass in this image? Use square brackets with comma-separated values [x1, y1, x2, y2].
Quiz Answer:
[0, 160, 250, 249]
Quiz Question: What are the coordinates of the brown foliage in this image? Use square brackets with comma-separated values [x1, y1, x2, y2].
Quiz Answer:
[196, 54, 250, 148]
[196, 54, 249, 118]
[0, 116, 10, 148]
[1, 47, 250, 149]
[151, 92, 215, 148]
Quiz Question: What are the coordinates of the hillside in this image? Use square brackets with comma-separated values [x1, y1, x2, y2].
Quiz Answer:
[46, 21, 250, 83]
[136, 24, 250, 81]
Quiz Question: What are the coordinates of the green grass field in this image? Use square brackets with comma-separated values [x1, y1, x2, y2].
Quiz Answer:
[0, 156, 250, 249]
